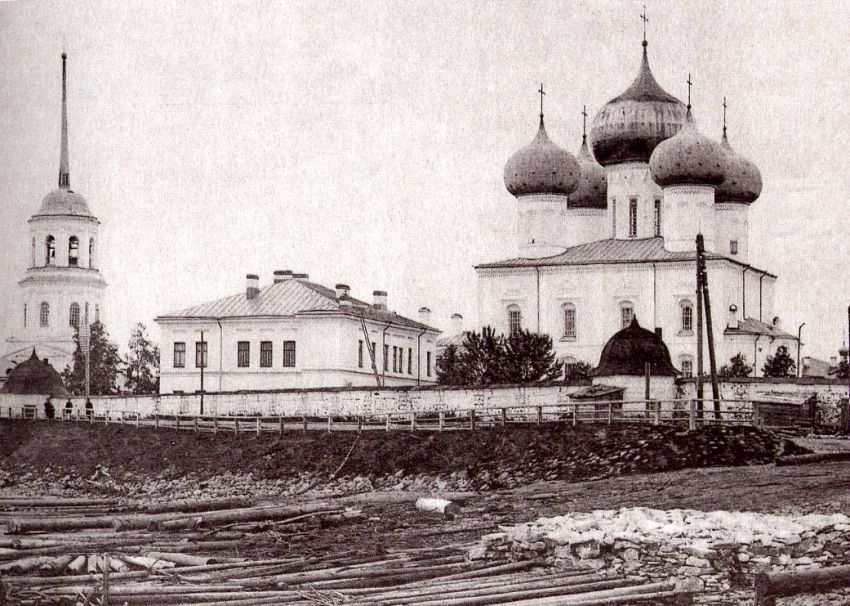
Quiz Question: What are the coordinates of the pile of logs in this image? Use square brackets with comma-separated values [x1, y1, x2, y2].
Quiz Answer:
[1, 497, 697, 605]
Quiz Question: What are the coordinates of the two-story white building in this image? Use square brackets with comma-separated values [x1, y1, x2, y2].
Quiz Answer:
[155, 271, 440, 393]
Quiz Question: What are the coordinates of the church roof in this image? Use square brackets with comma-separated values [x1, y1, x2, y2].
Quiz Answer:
[724, 317, 796, 339]
[594, 317, 679, 377]
[157, 277, 437, 332]
[475, 237, 776, 277]
[2, 350, 69, 396]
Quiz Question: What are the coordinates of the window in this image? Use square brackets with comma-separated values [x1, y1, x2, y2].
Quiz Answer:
[23, 304, 26, 328]
[173, 342, 186, 368]
[408, 348, 412, 375]
[654, 199, 661, 237]
[392, 346, 398, 372]
[563, 304, 576, 339]
[89, 238, 95, 268]
[46, 236, 56, 265]
[680, 356, 694, 378]
[237, 341, 250, 367]
[283, 340, 296, 367]
[31, 238, 35, 267]
[40, 302, 49, 327]
[620, 302, 634, 328]
[195, 341, 208, 368]
[427, 351, 432, 377]
[383, 344, 389, 371]
[681, 301, 694, 333]
[508, 305, 522, 337]
[628, 199, 638, 238]
[611, 199, 617, 237]
[730, 240, 738, 255]
[69, 302, 80, 329]
[69, 237, 79, 266]
[358, 340, 364, 368]
[371, 342, 376, 368]
[260, 341, 272, 367]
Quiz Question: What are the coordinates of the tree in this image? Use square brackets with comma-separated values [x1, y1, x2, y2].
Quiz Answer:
[762, 345, 796, 378]
[564, 360, 594, 382]
[719, 353, 753, 378]
[832, 360, 849, 379]
[503, 330, 563, 383]
[125, 322, 160, 394]
[62, 321, 123, 396]
[456, 326, 506, 385]
[436, 344, 464, 386]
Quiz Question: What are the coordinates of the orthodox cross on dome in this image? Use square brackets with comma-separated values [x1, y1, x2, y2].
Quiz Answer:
[686, 73, 693, 111]
[640, 5, 649, 46]
[581, 105, 588, 142]
[722, 96, 728, 138]
[538, 83, 545, 123]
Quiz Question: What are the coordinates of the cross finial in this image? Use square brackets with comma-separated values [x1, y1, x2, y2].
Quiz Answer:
[581, 105, 588, 142]
[686, 73, 693, 111]
[722, 96, 728, 138]
[640, 5, 649, 46]
[538, 83, 545, 121]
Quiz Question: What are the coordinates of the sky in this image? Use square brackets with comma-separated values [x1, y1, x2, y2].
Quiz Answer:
[0, 0, 848, 361]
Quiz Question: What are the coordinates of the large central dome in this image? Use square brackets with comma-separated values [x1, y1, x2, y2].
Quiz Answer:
[590, 42, 688, 166]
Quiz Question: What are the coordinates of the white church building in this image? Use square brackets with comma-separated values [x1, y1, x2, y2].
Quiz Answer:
[2, 54, 106, 377]
[476, 37, 797, 378]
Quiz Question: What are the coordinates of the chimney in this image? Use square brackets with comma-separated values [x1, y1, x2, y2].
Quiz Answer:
[273, 270, 293, 284]
[373, 290, 387, 310]
[772, 316, 781, 329]
[246, 274, 259, 299]
[335, 283, 351, 299]
[830, 356, 838, 366]
[293, 273, 309, 279]
[727, 304, 739, 330]
[654, 327, 662, 339]
[418, 307, 431, 325]
[451, 313, 463, 334]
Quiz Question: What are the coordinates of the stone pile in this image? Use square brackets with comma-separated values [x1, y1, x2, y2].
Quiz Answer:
[469, 508, 850, 596]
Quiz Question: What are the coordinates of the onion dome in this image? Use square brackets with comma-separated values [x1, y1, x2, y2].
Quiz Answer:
[567, 134, 608, 209]
[649, 110, 727, 187]
[590, 42, 688, 166]
[594, 317, 678, 376]
[2, 350, 69, 396]
[504, 116, 580, 197]
[715, 130, 762, 204]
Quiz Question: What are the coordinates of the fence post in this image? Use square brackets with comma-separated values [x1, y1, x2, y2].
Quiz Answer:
[654, 401, 661, 426]
[327, 416, 332, 432]
[385, 414, 390, 432]
[469, 410, 476, 431]
[235, 418, 240, 434]
[154, 414, 159, 429]
[135, 414, 140, 428]
[302, 415, 308, 433]
[357, 416, 363, 432]
[537, 406, 543, 425]
[176, 415, 180, 430]
[256, 417, 261, 436]
[438, 411, 445, 432]
[213, 416, 218, 434]
[409, 411, 415, 431]
[608, 401, 613, 425]
[193, 417, 198, 432]
[689, 400, 697, 430]
[279, 416, 284, 434]
[501, 408, 507, 426]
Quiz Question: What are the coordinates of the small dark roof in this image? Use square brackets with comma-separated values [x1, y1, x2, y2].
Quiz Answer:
[724, 317, 797, 339]
[2, 350, 69, 396]
[570, 384, 626, 400]
[594, 317, 679, 377]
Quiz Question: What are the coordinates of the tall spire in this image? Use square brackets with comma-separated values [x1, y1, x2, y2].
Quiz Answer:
[59, 53, 70, 190]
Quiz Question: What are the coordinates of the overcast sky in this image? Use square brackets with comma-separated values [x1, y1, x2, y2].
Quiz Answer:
[1, 0, 848, 361]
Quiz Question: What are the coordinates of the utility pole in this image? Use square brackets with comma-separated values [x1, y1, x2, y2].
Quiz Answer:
[199, 330, 205, 415]
[81, 306, 91, 402]
[697, 234, 720, 417]
[796, 323, 806, 378]
[696, 238, 704, 408]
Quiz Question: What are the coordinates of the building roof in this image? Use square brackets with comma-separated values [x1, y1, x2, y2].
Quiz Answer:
[476, 237, 776, 277]
[802, 357, 832, 378]
[724, 317, 797, 340]
[594, 317, 679, 377]
[2, 350, 70, 396]
[504, 116, 580, 197]
[157, 278, 437, 332]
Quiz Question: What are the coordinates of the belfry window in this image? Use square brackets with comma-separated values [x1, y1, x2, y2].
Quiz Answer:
[563, 303, 577, 339]
[654, 200, 662, 237]
[69, 303, 80, 329]
[680, 300, 694, 333]
[40, 302, 50, 327]
[628, 199, 638, 238]
[69, 237, 79, 266]
[89, 238, 95, 268]
[46, 236, 56, 265]
[507, 305, 522, 337]
[620, 301, 634, 329]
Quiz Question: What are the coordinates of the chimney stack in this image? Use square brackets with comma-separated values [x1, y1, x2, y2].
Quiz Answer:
[336, 283, 351, 299]
[418, 307, 431, 325]
[293, 273, 309, 279]
[373, 290, 387, 310]
[246, 274, 259, 299]
[273, 270, 293, 284]
[451, 313, 463, 334]
[772, 316, 781, 329]
[727, 304, 739, 330]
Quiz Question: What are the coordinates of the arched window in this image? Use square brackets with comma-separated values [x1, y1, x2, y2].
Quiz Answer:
[69, 303, 80, 329]
[619, 301, 634, 329]
[23, 303, 27, 328]
[68, 237, 79, 266]
[680, 300, 694, 333]
[628, 198, 638, 238]
[654, 199, 662, 237]
[88, 238, 95, 268]
[31, 238, 36, 267]
[679, 355, 694, 378]
[46, 236, 56, 265]
[40, 302, 50, 327]
[562, 303, 576, 339]
[507, 305, 522, 337]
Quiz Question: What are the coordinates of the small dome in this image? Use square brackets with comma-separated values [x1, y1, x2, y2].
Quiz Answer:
[594, 317, 678, 376]
[2, 350, 69, 396]
[567, 137, 608, 209]
[715, 132, 762, 204]
[649, 111, 727, 188]
[590, 43, 688, 166]
[36, 188, 94, 218]
[504, 117, 580, 197]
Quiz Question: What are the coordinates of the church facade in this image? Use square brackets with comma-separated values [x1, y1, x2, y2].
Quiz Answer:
[476, 38, 796, 378]
[2, 54, 106, 377]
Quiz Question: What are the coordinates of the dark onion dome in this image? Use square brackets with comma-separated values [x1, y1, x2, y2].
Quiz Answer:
[649, 110, 727, 187]
[594, 317, 678, 376]
[504, 116, 580, 197]
[714, 130, 762, 204]
[2, 350, 69, 396]
[590, 42, 688, 166]
[567, 136, 607, 209]
[35, 189, 94, 218]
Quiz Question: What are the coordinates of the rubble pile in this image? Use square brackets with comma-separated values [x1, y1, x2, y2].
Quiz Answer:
[470, 508, 850, 597]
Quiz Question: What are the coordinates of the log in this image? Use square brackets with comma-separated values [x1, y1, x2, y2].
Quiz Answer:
[67, 554, 88, 573]
[775, 452, 850, 467]
[481, 581, 677, 606]
[119, 555, 176, 570]
[137, 497, 257, 514]
[0, 555, 64, 574]
[415, 497, 461, 517]
[754, 565, 850, 605]
[144, 551, 219, 567]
